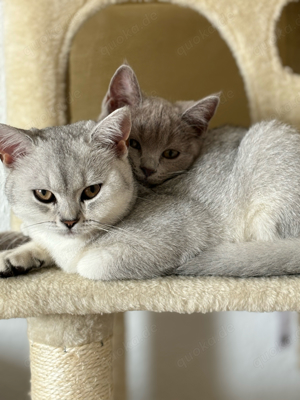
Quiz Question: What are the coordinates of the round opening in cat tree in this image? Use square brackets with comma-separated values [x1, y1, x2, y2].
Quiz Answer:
[276, 0, 300, 75]
[68, 3, 250, 128]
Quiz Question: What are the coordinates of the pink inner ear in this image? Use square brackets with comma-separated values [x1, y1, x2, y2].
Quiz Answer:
[113, 119, 130, 156]
[0, 136, 27, 166]
[105, 94, 117, 114]
[116, 140, 128, 156]
[0, 153, 14, 165]
[120, 114, 131, 142]
[107, 65, 142, 113]
[107, 99, 116, 113]
[93, 106, 132, 157]
[108, 95, 131, 113]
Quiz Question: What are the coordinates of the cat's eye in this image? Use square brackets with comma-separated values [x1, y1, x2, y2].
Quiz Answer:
[81, 184, 101, 201]
[162, 149, 180, 159]
[129, 139, 141, 150]
[33, 189, 56, 203]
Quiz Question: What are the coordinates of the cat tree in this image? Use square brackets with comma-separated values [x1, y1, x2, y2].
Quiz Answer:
[2, 0, 300, 399]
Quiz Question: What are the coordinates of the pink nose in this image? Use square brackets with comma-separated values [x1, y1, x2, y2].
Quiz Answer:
[141, 167, 156, 178]
[61, 219, 79, 229]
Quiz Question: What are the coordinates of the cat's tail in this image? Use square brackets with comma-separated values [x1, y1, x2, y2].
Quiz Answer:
[0, 231, 30, 251]
[176, 239, 300, 277]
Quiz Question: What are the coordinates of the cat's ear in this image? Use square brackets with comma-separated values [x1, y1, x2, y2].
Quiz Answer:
[181, 94, 220, 134]
[0, 124, 33, 167]
[102, 64, 142, 115]
[91, 107, 132, 157]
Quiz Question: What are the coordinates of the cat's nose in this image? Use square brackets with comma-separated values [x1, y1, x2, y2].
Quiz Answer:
[141, 167, 156, 178]
[61, 219, 79, 229]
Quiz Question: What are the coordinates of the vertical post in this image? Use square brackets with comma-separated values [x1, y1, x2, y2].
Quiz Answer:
[27, 314, 114, 400]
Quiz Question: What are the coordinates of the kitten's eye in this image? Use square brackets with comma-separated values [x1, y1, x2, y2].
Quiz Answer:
[81, 184, 101, 201]
[162, 149, 180, 159]
[33, 189, 56, 203]
[129, 139, 141, 150]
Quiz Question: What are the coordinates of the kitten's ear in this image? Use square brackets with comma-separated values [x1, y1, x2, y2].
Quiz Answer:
[181, 94, 220, 134]
[91, 107, 132, 157]
[0, 124, 33, 167]
[101, 64, 142, 115]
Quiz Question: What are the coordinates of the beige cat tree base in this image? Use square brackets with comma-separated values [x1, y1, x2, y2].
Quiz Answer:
[2, 270, 300, 399]
[2, 0, 300, 399]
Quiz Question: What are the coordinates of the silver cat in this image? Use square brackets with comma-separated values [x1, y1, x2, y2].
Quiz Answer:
[1, 108, 300, 279]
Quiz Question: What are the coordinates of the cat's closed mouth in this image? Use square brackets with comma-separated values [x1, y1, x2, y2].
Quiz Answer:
[61, 230, 77, 237]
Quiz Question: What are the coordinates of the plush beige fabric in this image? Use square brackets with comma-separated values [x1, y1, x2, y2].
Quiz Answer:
[69, 4, 250, 128]
[0, 268, 300, 319]
[3, 0, 300, 317]
[4, 0, 300, 130]
[27, 314, 114, 347]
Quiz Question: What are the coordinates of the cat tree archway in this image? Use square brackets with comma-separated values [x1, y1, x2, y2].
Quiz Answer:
[2, 0, 300, 399]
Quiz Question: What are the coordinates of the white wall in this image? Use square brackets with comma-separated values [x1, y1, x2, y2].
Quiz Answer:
[0, 319, 30, 400]
[126, 311, 300, 400]
[216, 311, 300, 400]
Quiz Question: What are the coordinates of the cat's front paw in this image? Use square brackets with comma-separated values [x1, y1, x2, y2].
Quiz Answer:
[0, 250, 34, 278]
[0, 243, 46, 278]
[77, 244, 126, 280]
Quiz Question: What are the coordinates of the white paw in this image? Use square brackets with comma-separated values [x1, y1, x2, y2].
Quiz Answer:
[77, 245, 125, 281]
[77, 248, 113, 280]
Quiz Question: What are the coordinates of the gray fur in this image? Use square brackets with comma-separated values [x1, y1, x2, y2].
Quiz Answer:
[0, 232, 30, 250]
[99, 64, 219, 186]
[1, 109, 300, 279]
[177, 240, 300, 277]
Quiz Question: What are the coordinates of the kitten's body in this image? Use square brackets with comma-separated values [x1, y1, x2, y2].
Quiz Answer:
[1, 110, 300, 280]
[164, 121, 300, 242]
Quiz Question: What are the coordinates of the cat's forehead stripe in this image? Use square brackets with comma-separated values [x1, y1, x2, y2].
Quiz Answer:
[27, 124, 114, 194]
[132, 102, 190, 151]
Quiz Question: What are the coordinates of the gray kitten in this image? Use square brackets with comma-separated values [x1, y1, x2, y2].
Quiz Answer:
[1, 110, 300, 279]
[99, 64, 219, 186]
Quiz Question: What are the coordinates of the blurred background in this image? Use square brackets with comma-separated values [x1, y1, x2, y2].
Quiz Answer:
[1, 1, 300, 399]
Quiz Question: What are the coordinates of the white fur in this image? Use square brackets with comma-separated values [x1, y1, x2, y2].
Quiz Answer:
[2, 118, 300, 280]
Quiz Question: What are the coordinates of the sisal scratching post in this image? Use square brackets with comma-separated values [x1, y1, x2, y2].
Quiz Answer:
[27, 314, 114, 400]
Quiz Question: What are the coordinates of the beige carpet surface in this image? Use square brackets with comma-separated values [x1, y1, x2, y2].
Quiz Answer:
[1, 268, 300, 319]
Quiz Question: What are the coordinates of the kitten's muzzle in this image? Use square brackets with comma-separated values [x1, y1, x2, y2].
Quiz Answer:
[140, 167, 156, 178]
[61, 219, 79, 230]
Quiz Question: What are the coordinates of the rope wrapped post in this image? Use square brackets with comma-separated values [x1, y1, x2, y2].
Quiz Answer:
[27, 314, 114, 400]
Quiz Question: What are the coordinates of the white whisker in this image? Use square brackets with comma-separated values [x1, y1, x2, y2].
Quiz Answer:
[23, 221, 56, 230]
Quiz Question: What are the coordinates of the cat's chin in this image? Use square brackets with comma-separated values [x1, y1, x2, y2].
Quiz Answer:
[59, 230, 81, 238]
[135, 176, 159, 187]
[61, 231, 76, 238]
[59, 229, 99, 241]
